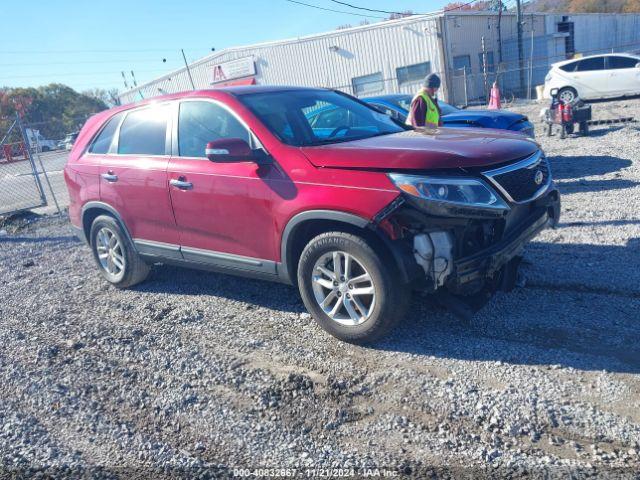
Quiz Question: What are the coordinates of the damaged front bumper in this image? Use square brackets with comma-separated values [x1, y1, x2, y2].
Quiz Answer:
[380, 186, 560, 296]
[451, 208, 551, 290]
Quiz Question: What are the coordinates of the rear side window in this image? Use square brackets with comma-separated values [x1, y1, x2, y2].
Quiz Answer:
[608, 56, 638, 69]
[89, 112, 123, 154]
[118, 105, 169, 155]
[575, 57, 605, 72]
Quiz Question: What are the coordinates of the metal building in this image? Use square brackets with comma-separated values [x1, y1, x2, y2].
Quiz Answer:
[118, 11, 640, 105]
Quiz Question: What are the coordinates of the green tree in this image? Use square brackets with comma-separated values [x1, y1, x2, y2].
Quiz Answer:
[0, 83, 107, 140]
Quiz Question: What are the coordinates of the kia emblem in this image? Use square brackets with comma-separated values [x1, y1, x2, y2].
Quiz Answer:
[534, 170, 544, 185]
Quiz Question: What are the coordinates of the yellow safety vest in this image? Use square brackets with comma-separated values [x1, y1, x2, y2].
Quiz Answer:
[414, 91, 440, 128]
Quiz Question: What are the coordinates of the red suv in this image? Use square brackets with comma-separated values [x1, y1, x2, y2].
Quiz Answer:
[65, 86, 560, 343]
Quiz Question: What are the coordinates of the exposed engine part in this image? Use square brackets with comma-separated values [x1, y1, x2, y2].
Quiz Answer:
[413, 231, 454, 288]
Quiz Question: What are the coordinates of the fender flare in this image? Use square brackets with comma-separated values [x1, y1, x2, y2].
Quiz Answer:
[279, 209, 413, 285]
[81, 201, 136, 249]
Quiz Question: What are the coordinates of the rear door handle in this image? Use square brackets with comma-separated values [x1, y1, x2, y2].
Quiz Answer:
[101, 172, 118, 183]
[170, 178, 193, 190]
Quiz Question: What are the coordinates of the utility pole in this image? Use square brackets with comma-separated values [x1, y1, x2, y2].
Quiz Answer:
[497, 2, 503, 65]
[181, 49, 196, 90]
[481, 36, 489, 102]
[516, 0, 525, 95]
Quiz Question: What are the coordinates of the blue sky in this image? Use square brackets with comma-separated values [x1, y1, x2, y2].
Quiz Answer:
[0, 0, 448, 94]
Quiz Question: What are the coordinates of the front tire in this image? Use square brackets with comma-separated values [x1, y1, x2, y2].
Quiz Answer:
[89, 215, 150, 288]
[297, 232, 410, 344]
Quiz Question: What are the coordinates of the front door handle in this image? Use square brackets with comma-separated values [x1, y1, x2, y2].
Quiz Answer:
[170, 178, 193, 190]
[101, 172, 118, 183]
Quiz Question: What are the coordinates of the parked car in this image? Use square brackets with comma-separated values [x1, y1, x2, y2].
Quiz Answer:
[543, 53, 640, 103]
[25, 128, 58, 152]
[363, 94, 535, 138]
[61, 132, 79, 151]
[65, 86, 560, 343]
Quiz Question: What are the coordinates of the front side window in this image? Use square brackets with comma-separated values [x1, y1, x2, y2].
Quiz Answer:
[575, 57, 605, 72]
[239, 89, 405, 147]
[352, 72, 384, 97]
[118, 105, 169, 155]
[89, 112, 123, 154]
[178, 101, 250, 158]
[397, 62, 431, 86]
[608, 56, 638, 69]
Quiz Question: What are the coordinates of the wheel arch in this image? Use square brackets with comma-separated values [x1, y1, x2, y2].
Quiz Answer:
[81, 201, 135, 249]
[279, 210, 414, 286]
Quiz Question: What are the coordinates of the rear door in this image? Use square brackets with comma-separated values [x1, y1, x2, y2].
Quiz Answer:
[167, 99, 279, 269]
[99, 103, 180, 255]
[571, 56, 609, 98]
[606, 56, 640, 96]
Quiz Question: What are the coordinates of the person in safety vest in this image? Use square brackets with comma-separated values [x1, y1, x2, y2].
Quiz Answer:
[406, 73, 442, 128]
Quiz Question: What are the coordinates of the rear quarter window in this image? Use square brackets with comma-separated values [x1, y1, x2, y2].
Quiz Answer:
[559, 61, 577, 72]
[88, 112, 124, 154]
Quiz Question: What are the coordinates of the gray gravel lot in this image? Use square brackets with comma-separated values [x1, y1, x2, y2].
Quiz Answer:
[1, 98, 639, 478]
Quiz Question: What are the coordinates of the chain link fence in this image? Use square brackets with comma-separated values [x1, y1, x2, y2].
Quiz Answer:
[0, 114, 65, 217]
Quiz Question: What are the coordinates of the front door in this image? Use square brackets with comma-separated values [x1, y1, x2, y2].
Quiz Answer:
[99, 103, 180, 256]
[606, 56, 640, 96]
[167, 100, 279, 271]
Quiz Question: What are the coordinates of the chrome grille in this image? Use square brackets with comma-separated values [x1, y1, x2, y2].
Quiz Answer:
[483, 151, 551, 204]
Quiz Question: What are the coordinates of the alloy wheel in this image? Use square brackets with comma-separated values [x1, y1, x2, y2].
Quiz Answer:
[558, 89, 575, 103]
[311, 251, 376, 326]
[95, 227, 126, 277]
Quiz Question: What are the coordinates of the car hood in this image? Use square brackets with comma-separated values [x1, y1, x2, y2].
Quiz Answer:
[442, 110, 527, 129]
[300, 128, 539, 171]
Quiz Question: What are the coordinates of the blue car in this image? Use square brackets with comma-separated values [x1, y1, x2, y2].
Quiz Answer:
[363, 94, 535, 138]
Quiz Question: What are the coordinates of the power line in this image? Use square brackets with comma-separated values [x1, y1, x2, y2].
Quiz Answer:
[328, 0, 488, 16]
[0, 69, 169, 80]
[0, 59, 175, 67]
[283, 0, 386, 18]
[0, 48, 204, 54]
[328, 0, 410, 15]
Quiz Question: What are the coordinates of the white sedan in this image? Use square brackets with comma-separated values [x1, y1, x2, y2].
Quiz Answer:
[543, 53, 640, 102]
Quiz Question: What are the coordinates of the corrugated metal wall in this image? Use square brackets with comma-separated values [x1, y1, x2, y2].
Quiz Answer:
[119, 12, 640, 105]
[568, 13, 640, 56]
[119, 15, 445, 104]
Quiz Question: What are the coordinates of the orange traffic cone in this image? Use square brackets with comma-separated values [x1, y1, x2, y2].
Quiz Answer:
[488, 82, 501, 110]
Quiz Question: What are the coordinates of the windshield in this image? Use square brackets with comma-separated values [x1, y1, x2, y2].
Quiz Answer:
[395, 95, 459, 116]
[239, 90, 406, 147]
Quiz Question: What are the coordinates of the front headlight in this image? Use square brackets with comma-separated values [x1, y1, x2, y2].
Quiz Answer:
[388, 174, 509, 211]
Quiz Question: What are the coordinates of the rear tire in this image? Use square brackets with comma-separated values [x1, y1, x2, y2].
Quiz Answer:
[297, 232, 411, 344]
[89, 215, 150, 288]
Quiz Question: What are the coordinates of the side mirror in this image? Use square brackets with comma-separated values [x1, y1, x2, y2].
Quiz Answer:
[636, 62, 640, 69]
[206, 138, 257, 163]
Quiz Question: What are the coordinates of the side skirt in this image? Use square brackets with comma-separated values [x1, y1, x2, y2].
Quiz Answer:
[133, 239, 290, 285]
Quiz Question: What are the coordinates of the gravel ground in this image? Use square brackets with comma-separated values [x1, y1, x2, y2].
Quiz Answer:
[1, 98, 639, 479]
